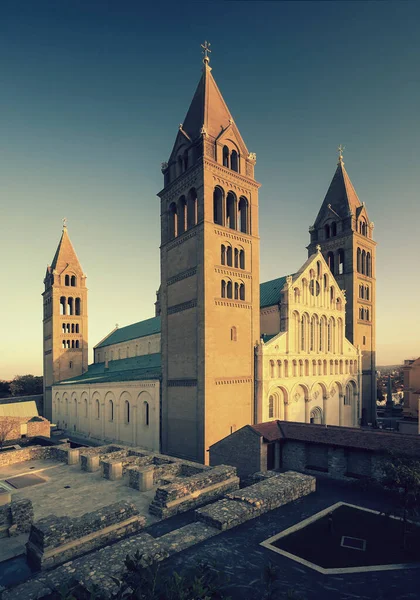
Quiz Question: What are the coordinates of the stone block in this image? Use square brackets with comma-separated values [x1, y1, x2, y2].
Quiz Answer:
[85, 455, 100, 472]
[0, 491, 12, 506]
[67, 448, 80, 465]
[108, 461, 123, 481]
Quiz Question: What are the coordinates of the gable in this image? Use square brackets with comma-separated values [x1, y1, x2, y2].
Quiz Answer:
[216, 122, 249, 157]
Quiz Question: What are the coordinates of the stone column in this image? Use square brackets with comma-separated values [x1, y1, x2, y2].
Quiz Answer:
[305, 398, 311, 423]
[116, 403, 120, 443]
[132, 405, 138, 446]
[323, 395, 328, 425]
[339, 393, 344, 426]
[101, 402, 105, 440]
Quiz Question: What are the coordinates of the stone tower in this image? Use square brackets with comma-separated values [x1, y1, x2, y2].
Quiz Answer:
[307, 150, 377, 424]
[42, 222, 88, 420]
[159, 46, 261, 463]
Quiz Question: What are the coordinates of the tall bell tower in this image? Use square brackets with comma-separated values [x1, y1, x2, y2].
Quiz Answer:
[307, 149, 377, 424]
[42, 221, 88, 420]
[159, 44, 261, 463]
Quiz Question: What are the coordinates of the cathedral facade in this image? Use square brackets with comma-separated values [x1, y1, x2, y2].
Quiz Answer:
[45, 48, 376, 463]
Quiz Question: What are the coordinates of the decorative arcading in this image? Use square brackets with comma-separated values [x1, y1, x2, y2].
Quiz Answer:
[215, 300, 251, 309]
[214, 229, 252, 244]
[214, 267, 252, 280]
[206, 159, 259, 190]
[168, 299, 197, 315]
[167, 379, 197, 387]
[167, 268, 197, 286]
[166, 230, 197, 251]
[163, 171, 199, 202]
[215, 377, 253, 385]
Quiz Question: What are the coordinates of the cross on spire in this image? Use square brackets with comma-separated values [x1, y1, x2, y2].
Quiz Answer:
[62, 217, 67, 229]
[338, 144, 345, 163]
[201, 41, 211, 64]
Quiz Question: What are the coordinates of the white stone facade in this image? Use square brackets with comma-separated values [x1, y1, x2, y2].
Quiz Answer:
[52, 380, 160, 452]
[256, 251, 362, 427]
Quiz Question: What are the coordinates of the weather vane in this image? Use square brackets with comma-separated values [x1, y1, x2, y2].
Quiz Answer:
[338, 145, 345, 162]
[201, 41, 211, 64]
[62, 217, 67, 228]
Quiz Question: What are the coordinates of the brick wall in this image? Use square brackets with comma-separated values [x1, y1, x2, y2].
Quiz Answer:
[0, 445, 52, 468]
[0, 416, 50, 445]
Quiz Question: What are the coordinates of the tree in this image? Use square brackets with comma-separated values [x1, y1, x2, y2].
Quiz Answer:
[0, 419, 17, 447]
[9, 375, 43, 397]
[381, 453, 420, 548]
[0, 380, 11, 398]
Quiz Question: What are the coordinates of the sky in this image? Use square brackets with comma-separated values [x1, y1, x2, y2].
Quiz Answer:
[1, 0, 419, 379]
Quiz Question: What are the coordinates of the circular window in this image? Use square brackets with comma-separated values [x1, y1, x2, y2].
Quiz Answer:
[309, 280, 320, 296]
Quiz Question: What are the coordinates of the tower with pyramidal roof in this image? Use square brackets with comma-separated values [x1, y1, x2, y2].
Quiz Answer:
[159, 44, 261, 462]
[42, 222, 88, 420]
[307, 149, 377, 424]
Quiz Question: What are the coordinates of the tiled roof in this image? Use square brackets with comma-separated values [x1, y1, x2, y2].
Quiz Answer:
[58, 353, 161, 386]
[95, 316, 161, 349]
[260, 275, 293, 308]
[249, 420, 420, 457]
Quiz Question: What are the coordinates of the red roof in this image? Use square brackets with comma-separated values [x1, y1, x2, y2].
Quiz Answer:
[249, 421, 420, 457]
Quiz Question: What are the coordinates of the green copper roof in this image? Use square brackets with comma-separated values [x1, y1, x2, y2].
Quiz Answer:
[261, 334, 276, 343]
[58, 353, 161, 386]
[96, 316, 161, 349]
[260, 275, 294, 308]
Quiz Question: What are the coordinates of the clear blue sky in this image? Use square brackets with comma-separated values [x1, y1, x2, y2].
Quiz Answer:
[1, 0, 419, 379]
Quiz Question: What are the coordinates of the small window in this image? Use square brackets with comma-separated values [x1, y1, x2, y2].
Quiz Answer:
[71, 275, 76, 287]
[227, 281, 233, 299]
[69, 361, 73, 369]
[221, 245, 226, 265]
[363, 336, 366, 345]
[231, 326, 237, 341]
[221, 280, 226, 298]
[144, 401, 150, 426]
[65, 275, 70, 286]
[226, 246, 232, 266]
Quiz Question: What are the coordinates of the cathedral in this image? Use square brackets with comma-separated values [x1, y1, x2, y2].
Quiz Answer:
[44, 47, 376, 464]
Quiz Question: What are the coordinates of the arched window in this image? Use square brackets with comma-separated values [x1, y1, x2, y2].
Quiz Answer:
[327, 252, 335, 274]
[226, 246, 232, 266]
[238, 197, 249, 234]
[366, 286, 370, 300]
[239, 249, 245, 270]
[221, 245, 226, 265]
[366, 252, 371, 277]
[125, 401, 130, 424]
[300, 316, 305, 351]
[305, 359, 310, 376]
[67, 297, 73, 316]
[234, 282, 239, 300]
[226, 192, 237, 230]
[339, 360, 343, 375]
[231, 326, 237, 341]
[71, 340, 75, 349]
[361, 250, 366, 275]
[239, 283, 245, 301]
[327, 320, 331, 351]
[222, 145, 229, 168]
[331, 222, 337, 236]
[366, 309, 370, 321]
[284, 360, 289, 377]
[330, 286, 335, 305]
[213, 187, 223, 225]
[319, 318, 324, 351]
[62, 340, 66, 349]
[338, 249, 344, 275]
[317, 261, 321, 278]
[268, 395, 274, 419]
[300, 360, 304, 377]
[75, 298, 81, 316]
[144, 401, 150, 426]
[325, 224, 330, 239]
[294, 287, 300, 303]
[330, 359, 334, 375]
[310, 317, 315, 351]
[71, 276, 76, 287]
[187, 188, 198, 228]
[323, 274, 328, 290]
[357, 247, 361, 273]
[323, 359, 327, 375]
[75, 340, 80, 348]
[183, 149, 188, 172]
[96, 399, 100, 419]
[169, 202, 178, 239]
[108, 399, 114, 421]
[65, 275, 70, 286]
[293, 360, 297, 377]
[234, 247, 239, 268]
[231, 150, 238, 172]
[227, 280, 233, 299]
[277, 360, 282, 378]
[178, 196, 187, 234]
[312, 360, 317, 376]
[221, 280, 226, 298]
[84, 399, 88, 418]
[270, 360, 275, 378]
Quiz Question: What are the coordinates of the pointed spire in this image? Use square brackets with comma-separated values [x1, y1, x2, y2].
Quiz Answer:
[181, 43, 237, 143]
[49, 219, 83, 274]
[313, 148, 362, 227]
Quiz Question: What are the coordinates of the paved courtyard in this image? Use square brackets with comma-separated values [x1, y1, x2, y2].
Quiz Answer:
[0, 459, 157, 522]
[158, 478, 420, 600]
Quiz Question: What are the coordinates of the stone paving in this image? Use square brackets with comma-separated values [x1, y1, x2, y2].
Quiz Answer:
[157, 478, 420, 600]
[0, 459, 157, 522]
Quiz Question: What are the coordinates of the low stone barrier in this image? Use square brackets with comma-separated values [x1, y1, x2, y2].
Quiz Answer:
[0, 498, 34, 537]
[0, 445, 51, 468]
[195, 471, 316, 531]
[149, 464, 239, 518]
[26, 500, 145, 570]
[79, 445, 125, 472]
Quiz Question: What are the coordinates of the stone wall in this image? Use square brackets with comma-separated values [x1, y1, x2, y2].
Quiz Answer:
[196, 471, 315, 531]
[0, 498, 34, 537]
[210, 426, 263, 478]
[0, 416, 50, 445]
[26, 501, 145, 570]
[0, 445, 51, 468]
[149, 465, 239, 518]
[79, 445, 125, 471]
